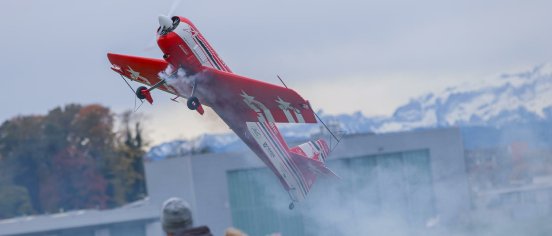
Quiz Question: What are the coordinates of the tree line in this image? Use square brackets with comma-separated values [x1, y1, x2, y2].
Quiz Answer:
[0, 104, 147, 219]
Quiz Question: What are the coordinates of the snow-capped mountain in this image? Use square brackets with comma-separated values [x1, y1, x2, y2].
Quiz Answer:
[372, 64, 552, 132]
[146, 133, 241, 160]
[146, 65, 552, 160]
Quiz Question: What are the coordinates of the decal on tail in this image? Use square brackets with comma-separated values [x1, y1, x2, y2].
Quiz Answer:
[288, 139, 339, 193]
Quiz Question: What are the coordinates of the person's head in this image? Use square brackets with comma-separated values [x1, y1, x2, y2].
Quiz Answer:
[225, 227, 247, 236]
[161, 197, 193, 234]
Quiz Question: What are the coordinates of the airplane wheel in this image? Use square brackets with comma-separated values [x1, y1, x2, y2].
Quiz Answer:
[136, 86, 147, 99]
[289, 202, 295, 210]
[187, 97, 200, 110]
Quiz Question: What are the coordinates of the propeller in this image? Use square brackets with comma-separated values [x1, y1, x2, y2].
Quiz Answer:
[167, 0, 183, 17]
[145, 0, 183, 51]
[157, 0, 183, 35]
[158, 15, 173, 31]
[157, 16, 180, 35]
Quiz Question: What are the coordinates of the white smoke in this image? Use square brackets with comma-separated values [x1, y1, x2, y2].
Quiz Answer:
[240, 149, 552, 236]
[160, 67, 196, 98]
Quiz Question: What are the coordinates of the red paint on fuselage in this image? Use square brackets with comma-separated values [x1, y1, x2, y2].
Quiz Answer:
[157, 31, 202, 74]
[157, 17, 231, 75]
[180, 17, 231, 73]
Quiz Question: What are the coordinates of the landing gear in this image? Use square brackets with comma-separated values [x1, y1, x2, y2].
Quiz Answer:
[186, 79, 204, 115]
[135, 86, 153, 104]
[134, 76, 167, 104]
[288, 202, 295, 210]
[187, 96, 204, 115]
[187, 96, 200, 110]
[135, 86, 147, 100]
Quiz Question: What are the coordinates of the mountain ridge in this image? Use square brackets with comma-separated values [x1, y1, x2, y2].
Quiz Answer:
[146, 65, 552, 160]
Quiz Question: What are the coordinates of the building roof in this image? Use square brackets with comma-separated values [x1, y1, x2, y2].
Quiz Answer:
[477, 176, 552, 197]
[0, 198, 159, 235]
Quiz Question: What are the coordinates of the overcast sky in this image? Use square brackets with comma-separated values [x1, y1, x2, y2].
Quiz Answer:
[1, 0, 551, 145]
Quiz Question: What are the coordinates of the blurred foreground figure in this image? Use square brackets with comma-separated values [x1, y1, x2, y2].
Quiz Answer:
[162, 198, 212, 236]
[225, 227, 247, 236]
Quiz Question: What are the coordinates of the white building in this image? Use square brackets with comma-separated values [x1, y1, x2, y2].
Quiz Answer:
[0, 128, 470, 236]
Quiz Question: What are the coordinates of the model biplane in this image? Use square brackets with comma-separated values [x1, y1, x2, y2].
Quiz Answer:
[107, 15, 338, 209]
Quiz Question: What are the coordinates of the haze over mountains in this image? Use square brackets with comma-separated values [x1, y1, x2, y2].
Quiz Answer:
[147, 65, 552, 160]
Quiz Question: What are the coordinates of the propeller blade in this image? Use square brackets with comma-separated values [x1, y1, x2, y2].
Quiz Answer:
[145, 0, 183, 50]
[144, 34, 159, 52]
[167, 0, 183, 17]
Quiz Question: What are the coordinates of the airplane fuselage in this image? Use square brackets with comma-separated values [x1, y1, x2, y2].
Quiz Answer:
[156, 17, 310, 202]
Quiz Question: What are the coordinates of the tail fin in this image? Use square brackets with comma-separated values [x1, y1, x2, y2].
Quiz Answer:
[289, 139, 339, 192]
[289, 139, 330, 163]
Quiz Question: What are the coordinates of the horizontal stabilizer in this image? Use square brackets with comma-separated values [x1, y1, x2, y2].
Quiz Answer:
[290, 152, 339, 179]
[288, 138, 338, 194]
[107, 53, 177, 95]
[289, 139, 330, 162]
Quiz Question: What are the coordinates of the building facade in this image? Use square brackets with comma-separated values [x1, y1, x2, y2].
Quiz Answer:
[146, 127, 469, 235]
[0, 128, 469, 236]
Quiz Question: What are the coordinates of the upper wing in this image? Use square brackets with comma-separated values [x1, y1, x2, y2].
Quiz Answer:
[203, 67, 317, 124]
[107, 53, 177, 95]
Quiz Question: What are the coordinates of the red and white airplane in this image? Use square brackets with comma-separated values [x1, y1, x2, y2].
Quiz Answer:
[107, 16, 338, 209]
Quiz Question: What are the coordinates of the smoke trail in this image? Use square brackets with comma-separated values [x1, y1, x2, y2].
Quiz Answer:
[243, 144, 552, 236]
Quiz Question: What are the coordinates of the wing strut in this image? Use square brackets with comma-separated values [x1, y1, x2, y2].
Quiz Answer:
[313, 111, 342, 151]
[119, 75, 144, 112]
[277, 75, 289, 88]
[275, 75, 344, 151]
